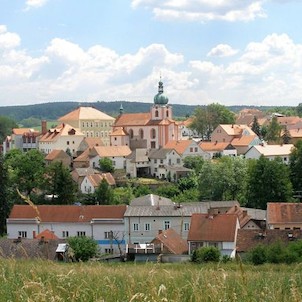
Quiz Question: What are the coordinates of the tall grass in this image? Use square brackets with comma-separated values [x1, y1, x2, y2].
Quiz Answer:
[0, 259, 302, 301]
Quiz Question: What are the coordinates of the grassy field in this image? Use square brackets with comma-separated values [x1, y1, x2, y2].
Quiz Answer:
[0, 259, 302, 301]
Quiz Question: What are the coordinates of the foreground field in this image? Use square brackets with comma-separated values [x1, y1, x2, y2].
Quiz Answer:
[0, 259, 302, 302]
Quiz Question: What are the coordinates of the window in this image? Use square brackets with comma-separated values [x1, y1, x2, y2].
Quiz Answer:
[82, 122, 85, 128]
[105, 248, 113, 254]
[195, 147, 198, 152]
[177, 158, 180, 164]
[133, 223, 139, 231]
[184, 222, 190, 231]
[139, 129, 144, 139]
[86, 122, 89, 127]
[67, 141, 69, 145]
[62, 231, 69, 238]
[101, 131, 104, 137]
[96, 132, 99, 137]
[190, 147, 193, 152]
[154, 168, 158, 172]
[104, 231, 113, 239]
[77, 231, 86, 237]
[155, 110, 159, 117]
[154, 159, 157, 164]
[164, 221, 170, 230]
[18, 231, 27, 238]
[129, 129, 134, 139]
[150, 128, 156, 139]
[166, 110, 169, 117]
[160, 159, 163, 164]
[145, 223, 151, 231]
[91, 122, 93, 127]
[95, 122, 99, 127]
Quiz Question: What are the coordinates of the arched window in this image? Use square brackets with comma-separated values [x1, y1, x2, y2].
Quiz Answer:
[150, 128, 156, 139]
[139, 128, 144, 139]
[129, 129, 134, 139]
[155, 110, 159, 118]
[166, 110, 169, 118]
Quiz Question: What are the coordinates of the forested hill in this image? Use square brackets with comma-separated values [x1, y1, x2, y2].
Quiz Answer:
[0, 100, 287, 122]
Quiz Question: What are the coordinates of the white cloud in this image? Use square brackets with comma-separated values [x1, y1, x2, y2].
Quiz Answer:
[0, 25, 21, 49]
[132, 0, 266, 22]
[207, 44, 239, 57]
[1, 26, 302, 107]
[25, 0, 48, 9]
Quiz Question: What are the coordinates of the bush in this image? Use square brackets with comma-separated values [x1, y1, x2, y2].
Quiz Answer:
[192, 246, 220, 263]
[68, 236, 99, 262]
[250, 245, 267, 265]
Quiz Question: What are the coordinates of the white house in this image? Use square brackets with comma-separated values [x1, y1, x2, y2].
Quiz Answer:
[81, 173, 116, 194]
[199, 142, 237, 158]
[187, 213, 240, 257]
[89, 145, 132, 170]
[244, 144, 294, 164]
[39, 123, 85, 156]
[7, 205, 127, 255]
[163, 139, 210, 160]
[123, 194, 239, 244]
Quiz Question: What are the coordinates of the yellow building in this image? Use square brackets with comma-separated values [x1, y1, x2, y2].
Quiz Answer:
[58, 106, 115, 146]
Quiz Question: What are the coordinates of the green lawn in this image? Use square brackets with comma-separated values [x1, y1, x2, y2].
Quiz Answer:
[1, 259, 302, 301]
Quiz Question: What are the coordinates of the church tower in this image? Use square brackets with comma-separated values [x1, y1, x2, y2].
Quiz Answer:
[151, 80, 173, 120]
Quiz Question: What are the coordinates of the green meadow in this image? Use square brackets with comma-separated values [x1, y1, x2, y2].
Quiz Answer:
[0, 259, 302, 302]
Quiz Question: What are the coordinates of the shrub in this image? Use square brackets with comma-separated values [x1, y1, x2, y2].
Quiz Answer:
[250, 245, 267, 265]
[266, 241, 285, 264]
[192, 246, 220, 263]
[68, 236, 99, 262]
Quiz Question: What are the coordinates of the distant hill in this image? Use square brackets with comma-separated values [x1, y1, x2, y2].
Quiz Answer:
[0, 101, 294, 123]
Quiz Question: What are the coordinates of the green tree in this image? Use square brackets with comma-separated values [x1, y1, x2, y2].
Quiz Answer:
[190, 103, 235, 140]
[0, 153, 9, 236]
[177, 173, 198, 192]
[282, 126, 291, 144]
[99, 157, 115, 173]
[67, 236, 98, 261]
[183, 156, 204, 173]
[95, 178, 114, 204]
[249, 245, 267, 265]
[265, 116, 282, 143]
[112, 186, 134, 204]
[296, 103, 302, 117]
[43, 161, 76, 204]
[191, 246, 220, 263]
[289, 141, 302, 194]
[0, 116, 18, 142]
[246, 156, 292, 209]
[251, 116, 261, 137]
[173, 188, 200, 203]
[155, 184, 180, 199]
[7, 149, 45, 196]
[133, 185, 151, 198]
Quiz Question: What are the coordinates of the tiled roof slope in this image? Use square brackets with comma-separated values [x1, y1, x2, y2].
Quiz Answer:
[188, 213, 238, 242]
[8, 205, 127, 222]
[58, 106, 114, 121]
[114, 113, 151, 126]
[152, 228, 188, 255]
[267, 202, 302, 224]
[236, 229, 302, 253]
[163, 140, 196, 155]
[92, 146, 131, 157]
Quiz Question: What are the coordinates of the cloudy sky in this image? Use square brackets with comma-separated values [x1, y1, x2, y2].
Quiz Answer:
[1, 0, 302, 107]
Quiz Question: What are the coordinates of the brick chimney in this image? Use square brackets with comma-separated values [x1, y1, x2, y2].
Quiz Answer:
[41, 120, 47, 135]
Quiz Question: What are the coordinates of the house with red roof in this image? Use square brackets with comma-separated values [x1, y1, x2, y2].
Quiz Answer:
[187, 213, 240, 257]
[45, 149, 71, 167]
[199, 141, 237, 158]
[267, 202, 302, 230]
[80, 173, 116, 194]
[7, 204, 127, 255]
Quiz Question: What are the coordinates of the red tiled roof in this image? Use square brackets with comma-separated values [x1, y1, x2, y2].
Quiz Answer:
[164, 140, 197, 155]
[58, 106, 114, 121]
[92, 145, 131, 157]
[199, 141, 231, 152]
[36, 229, 59, 240]
[9, 205, 127, 222]
[152, 228, 188, 255]
[114, 113, 151, 126]
[83, 137, 105, 148]
[188, 213, 238, 242]
[267, 202, 302, 224]
[231, 135, 257, 146]
[87, 173, 116, 187]
[45, 149, 70, 161]
[12, 128, 33, 135]
[227, 205, 251, 228]
[110, 127, 128, 136]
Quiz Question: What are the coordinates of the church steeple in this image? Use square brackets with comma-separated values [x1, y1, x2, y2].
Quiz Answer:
[154, 78, 169, 105]
[119, 103, 124, 115]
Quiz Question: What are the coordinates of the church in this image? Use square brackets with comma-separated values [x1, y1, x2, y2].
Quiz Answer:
[111, 80, 181, 150]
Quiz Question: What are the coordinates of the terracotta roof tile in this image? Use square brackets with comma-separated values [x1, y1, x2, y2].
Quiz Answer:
[227, 205, 251, 228]
[36, 229, 59, 240]
[83, 137, 105, 148]
[188, 213, 238, 242]
[236, 229, 302, 253]
[110, 127, 128, 136]
[164, 140, 197, 155]
[12, 128, 33, 135]
[267, 202, 302, 224]
[199, 142, 231, 152]
[9, 205, 127, 222]
[58, 106, 114, 121]
[92, 145, 131, 157]
[114, 113, 151, 126]
[231, 135, 257, 146]
[152, 228, 188, 255]
[45, 149, 70, 161]
[87, 173, 116, 187]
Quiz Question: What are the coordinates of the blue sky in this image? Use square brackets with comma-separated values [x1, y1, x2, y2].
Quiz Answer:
[1, 0, 302, 107]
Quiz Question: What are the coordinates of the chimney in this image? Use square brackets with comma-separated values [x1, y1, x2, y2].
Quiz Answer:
[41, 120, 47, 135]
[158, 230, 162, 235]
[242, 210, 247, 217]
